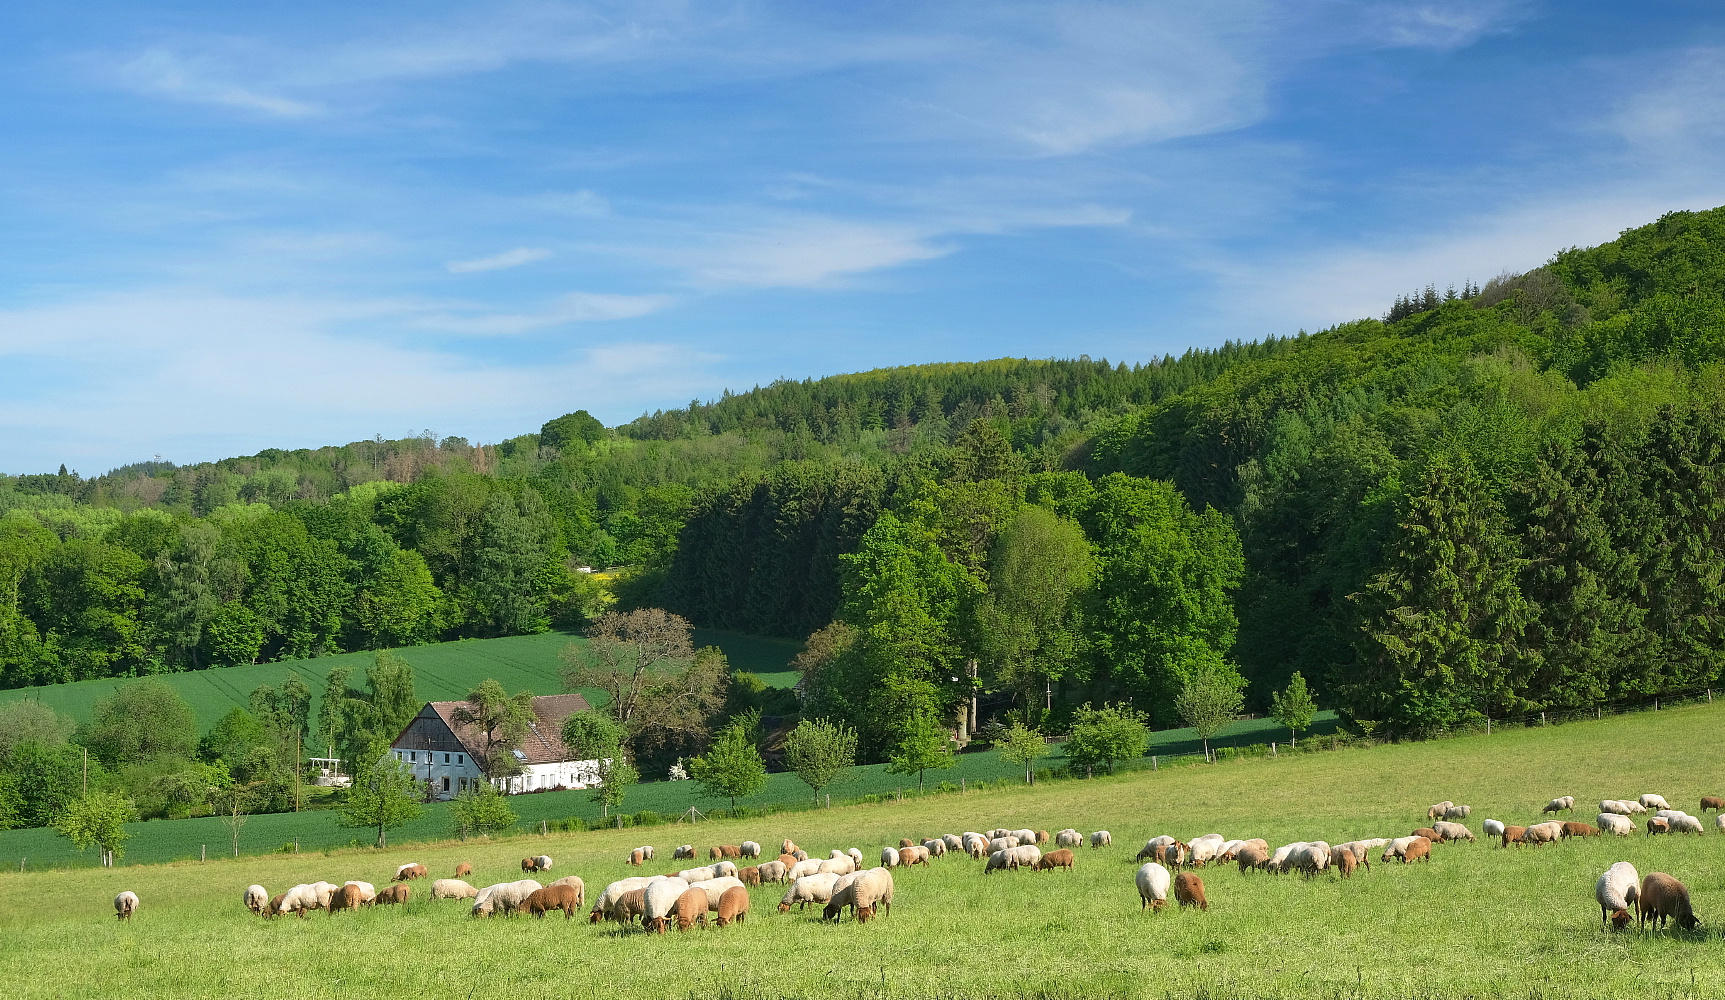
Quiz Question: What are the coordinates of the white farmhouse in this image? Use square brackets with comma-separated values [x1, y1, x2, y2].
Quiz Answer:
[389, 693, 603, 800]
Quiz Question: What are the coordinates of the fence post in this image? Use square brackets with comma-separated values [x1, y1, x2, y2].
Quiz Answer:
[1540, 711, 1546, 727]
[1655, 698, 1660, 711]
[826, 794, 831, 809]
[1151, 756, 1158, 771]
[542, 819, 547, 837]
[960, 778, 965, 792]
[201, 844, 206, 863]
[1271, 743, 1277, 757]
[18, 858, 23, 872]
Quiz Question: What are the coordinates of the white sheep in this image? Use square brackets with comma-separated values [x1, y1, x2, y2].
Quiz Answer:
[740, 841, 761, 858]
[1482, 819, 1505, 839]
[530, 855, 553, 871]
[344, 881, 377, 904]
[846, 848, 864, 868]
[1055, 828, 1082, 849]
[114, 891, 139, 921]
[1090, 830, 1112, 848]
[755, 860, 789, 883]
[714, 860, 739, 878]
[642, 877, 691, 932]
[276, 883, 323, 916]
[1595, 861, 1639, 927]
[1717, 813, 1725, 833]
[1431, 822, 1475, 843]
[310, 882, 340, 909]
[962, 833, 990, 858]
[1136, 862, 1171, 910]
[825, 866, 894, 921]
[1425, 801, 1454, 821]
[677, 865, 720, 883]
[881, 847, 901, 868]
[816, 856, 855, 876]
[432, 879, 480, 900]
[985, 844, 1041, 873]
[988, 836, 1020, 854]
[1187, 834, 1227, 865]
[1270, 842, 1300, 872]
[1639, 794, 1670, 811]
[591, 876, 653, 918]
[472, 879, 542, 917]
[685, 876, 745, 911]
[942, 834, 964, 851]
[1010, 828, 1037, 845]
[243, 885, 268, 914]
[1380, 837, 1422, 862]
[1669, 815, 1705, 834]
[673, 845, 696, 860]
[637, 845, 656, 861]
[394, 862, 422, 880]
[778, 873, 842, 912]
[1443, 804, 1471, 820]
[787, 858, 824, 881]
[1597, 813, 1636, 836]
[1542, 796, 1575, 814]
[986, 828, 1011, 839]
[922, 838, 948, 857]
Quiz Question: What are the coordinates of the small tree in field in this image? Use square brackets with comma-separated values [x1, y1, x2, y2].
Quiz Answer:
[884, 711, 954, 792]
[1064, 703, 1150, 777]
[783, 718, 857, 805]
[689, 712, 768, 809]
[450, 781, 517, 839]
[340, 741, 423, 847]
[52, 791, 135, 866]
[1270, 671, 1317, 746]
[1176, 667, 1243, 760]
[997, 722, 1050, 784]
[591, 755, 639, 821]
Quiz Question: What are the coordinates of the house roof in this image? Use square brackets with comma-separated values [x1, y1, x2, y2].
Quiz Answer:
[407, 693, 593, 764]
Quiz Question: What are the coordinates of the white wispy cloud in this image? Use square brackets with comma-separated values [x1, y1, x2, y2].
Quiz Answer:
[414, 292, 674, 334]
[446, 247, 554, 273]
[117, 48, 320, 117]
[1608, 46, 1725, 148]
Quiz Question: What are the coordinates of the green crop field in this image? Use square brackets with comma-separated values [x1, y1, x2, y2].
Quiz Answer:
[1, 702, 1721, 1000]
[0, 628, 803, 731]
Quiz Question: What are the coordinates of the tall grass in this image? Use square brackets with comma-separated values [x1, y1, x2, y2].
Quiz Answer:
[1, 701, 1720, 999]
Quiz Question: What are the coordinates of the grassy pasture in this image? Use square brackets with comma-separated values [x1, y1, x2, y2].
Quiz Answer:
[2, 702, 1722, 999]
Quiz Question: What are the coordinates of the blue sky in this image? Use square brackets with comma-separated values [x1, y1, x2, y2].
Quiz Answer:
[3, 1, 1725, 473]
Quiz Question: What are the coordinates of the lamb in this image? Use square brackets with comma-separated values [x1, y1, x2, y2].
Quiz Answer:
[642, 877, 692, 933]
[636, 846, 656, 861]
[1432, 822, 1475, 843]
[1174, 872, 1208, 910]
[605, 888, 645, 925]
[673, 887, 710, 930]
[266, 894, 286, 918]
[1542, 796, 1575, 814]
[1702, 796, 1724, 813]
[1426, 801, 1454, 821]
[1188, 834, 1227, 866]
[472, 879, 543, 917]
[1560, 822, 1600, 838]
[454, 861, 473, 877]
[548, 875, 585, 907]
[1090, 831, 1112, 848]
[738, 866, 763, 886]
[1335, 850, 1357, 878]
[1136, 862, 1171, 910]
[1522, 822, 1564, 846]
[1380, 836, 1422, 863]
[114, 891, 138, 921]
[1638, 872, 1698, 930]
[432, 879, 479, 900]
[776, 853, 798, 869]
[1597, 813, 1636, 836]
[716, 885, 749, 926]
[374, 884, 410, 905]
[1482, 819, 1505, 840]
[778, 872, 842, 913]
[521, 855, 553, 873]
[393, 863, 427, 881]
[1638, 794, 1670, 811]
[922, 838, 948, 857]
[673, 845, 697, 860]
[629, 848, 648, 866]
[1038, 849, 1075, 872]
[1595, 862, 1639, 929]
[1055, 829, 1082, 849]
[740, 841, 762, 858]
[327, 883, 364, 914]
[244, 885, 268, 915]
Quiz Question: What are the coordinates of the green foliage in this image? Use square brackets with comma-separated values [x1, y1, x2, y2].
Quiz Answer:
[560, 711, 626, 761]
[1269, 672, 1316, 744]
[995, 721, 1050, 784]
[51, 790, 135, 862]
[449, 781, 518, 839]
[882, 710, 954, 791]
[782, 717, 857, 803]
[1175, 667, 1244, 756]
[688, 712, 768, 807]
[1062, 703, 1149, 776]
[972, 505, 1093, 707]
[0, 700, 74, 757]
[539, 410, 606, 451]
[339, 740, 424, 847]
[589, 754, 638, 819]
[451, 679, 534, 779]
[78, 679, 198, 768]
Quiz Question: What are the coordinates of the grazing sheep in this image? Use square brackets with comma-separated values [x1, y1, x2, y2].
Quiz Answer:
[1036, 830, 1051, 844]
[1596, 862, 1639, 929]
[903, 846, 932, 866]
[1717, 814, 1725, 833]
[114, 891, 138, 921]
[1638, 794, 1670, 811]
[716, 885, 749, 926]
[709, 845, 741, 860]
[1522, 822, 1564, 846]
[1426, 801, 1454, 822]
[1500, 825, 1528, 847]
[1010, 828, 1036, 845]
[1646, 817, 1669, 836]
[521, 855, 553, 873]
[1669, 815, 1705, 835]
[1560, 822, 1600, 838]
[787, 858, 824, 881]
[775, 853, 798, 869]
[816, 856, 855, 877]
[1291, 842, 1333, 874]
[962, 833, 990, 858]
[986, 828, 1010, 839]
[988, 836, 1020, 854]
[756, 860, 789, 883]
[375, 884, 410, 906]
[897, 838, 914, 849]
[1269, 843, 1300, 873]
[432, 879, 479, 901]
[672, 887, 709, 931]
[1235, 844, 1270, 873]
[677, 864, 725, 883]
[639, 846, 656, 861]
[1432, 822, 1475, 843]
[1038, 849, 1075, 872]
[738, 866, 762, 886]
[1174, 873, 1208, 910]
[1136, 862, 1171, 910]
[1332, 841, 1374, 870]
[1638, 873, 1698, 930]
[847, 848, 864, 868]
[266, 894, 286, 918]
[472, 879, 543, 918]
[393, 863, 427, 882]
[345, 881, 378, 904]
[778, 873, 842, 913]
[1401, 838, 1431, 863]
[879, 846, 902, 868]
[547, 875, 585, 907]
[1597, 814, 1636, 836]
[793, 850, 808, 861]
[740, 841, 761, 858]
[244, 885, 268, 915]
[1336, 850, 1357, 878]
[277, 883, 329, 917]
[1482, 819, 1505, 840]
[1701, 796, 1724, 813]
[685, 877, 746, 913]
[454, 861, 473, 877]
[327, 883, 364, 914]
[1188, 834, 1227, 866]
[1216, 840, 1246, 862]
[942, 834, 964, 851]
[780, 839, 799, 856]
[923, 838, 948, 857]
[1443, 804, 1472, 820]
[1055, 829, 1082, 849]
[610, 888, 647, 926]
[630, 847, 648, 866]
[642, 877, 692, 933]
[1412, 827, 1440, 842]
[1542, 796, 1575, 814]
[1090, 831, 1112, 848]
[1381, 837, 1421, 863]
[673, 845, 697, 860]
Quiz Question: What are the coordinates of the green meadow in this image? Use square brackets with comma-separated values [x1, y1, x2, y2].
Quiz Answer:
[1, 701, 1720, 1000]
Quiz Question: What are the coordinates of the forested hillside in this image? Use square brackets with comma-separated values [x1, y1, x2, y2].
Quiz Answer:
[3, 206, 1724, 753]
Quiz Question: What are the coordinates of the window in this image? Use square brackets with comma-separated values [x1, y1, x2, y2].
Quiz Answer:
[443, 753, 450, 764]
[442, 777, 450, 791]
[457, 754, 464, 764]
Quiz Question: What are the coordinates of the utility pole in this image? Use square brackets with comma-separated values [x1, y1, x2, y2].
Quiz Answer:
[82, 747, 88, 796]
[294, 731, 302, 812]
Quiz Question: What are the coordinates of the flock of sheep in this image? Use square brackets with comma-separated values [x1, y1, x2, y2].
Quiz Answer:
[103, 789, 1718, 936]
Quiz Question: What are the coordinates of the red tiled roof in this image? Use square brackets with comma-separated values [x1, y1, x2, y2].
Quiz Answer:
[422, 693, 593, 764]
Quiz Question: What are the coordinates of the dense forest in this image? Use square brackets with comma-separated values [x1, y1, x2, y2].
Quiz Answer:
[4, 206, 1725, 760]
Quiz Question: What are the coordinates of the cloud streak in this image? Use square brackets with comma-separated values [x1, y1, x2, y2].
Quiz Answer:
[446, 247, 553, 273]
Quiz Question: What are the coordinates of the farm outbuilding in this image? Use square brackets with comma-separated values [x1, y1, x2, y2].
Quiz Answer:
[389, 694, 602, 800]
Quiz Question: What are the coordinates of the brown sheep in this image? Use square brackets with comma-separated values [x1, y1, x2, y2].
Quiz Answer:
[327, 883, 364, 914]
[1647, 817, 1670, 836]
[1173, 872, 1207, 911]
[1037, 849, 1075, 872]
[776, 853, 799, 869]
[1336, 851, 1357, 878]
[524, 884, 582, 920]
[737, 866, 762, 886]
[1701, 796, 1724, 813]
[375, 884, 410, 906]
[454, 861, 472, 878]
[1036, 830, 1050, 844]
[522, 857, 538, 873]
[266, 894, 286, 918]
[1401, 837, 1432, 863]
[609, 888, 646, 926]
[1560, 822, 1600, 838]
[1639, 872, 1698, 930]
[1235, 844, 1270, 873]
[898, 838, 915, 849]
[674, 887, 709, 931]
[709, 845, 741, 860]
[715, 885, 749, 927]
[780, 839, 799, 856]
[629, 848, 646, 866]
[1501, 825, 1527, 848]
[393, 863, 428, 882]
[1412, 827, 1440, 842]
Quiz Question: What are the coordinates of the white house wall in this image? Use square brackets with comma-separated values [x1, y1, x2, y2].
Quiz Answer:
[392, 747, 604, 801]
